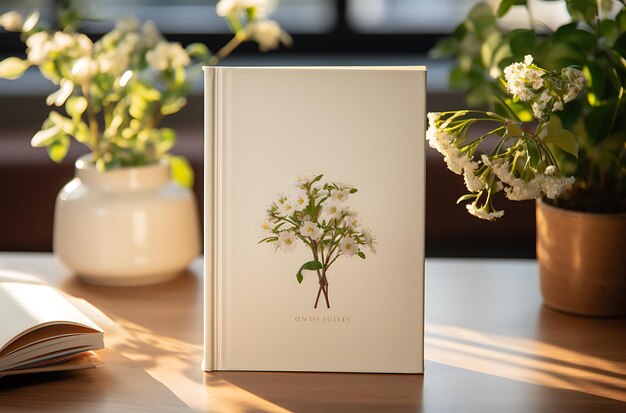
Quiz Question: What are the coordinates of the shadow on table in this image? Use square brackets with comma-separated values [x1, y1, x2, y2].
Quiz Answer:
[206, 360, 626, 413]
[60, 269, 203, 374]
[0, 350, 192, 413]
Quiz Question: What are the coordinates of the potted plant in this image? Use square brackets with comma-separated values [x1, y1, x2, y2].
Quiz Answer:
[0, 0, 291, 285]
[429, 0, 625, 316]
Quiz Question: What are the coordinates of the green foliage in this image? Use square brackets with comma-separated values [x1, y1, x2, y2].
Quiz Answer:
[296, 261, 323, 284]
[168, 155, 194, 188]
[431, 0, 626, 210]
[1, 5, 290, 189]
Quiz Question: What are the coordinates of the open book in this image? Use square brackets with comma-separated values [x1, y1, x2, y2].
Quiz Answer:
[0, 269, 104, 378]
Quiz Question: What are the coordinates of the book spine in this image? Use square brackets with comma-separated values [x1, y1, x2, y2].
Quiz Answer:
[202, 67, 220, 372]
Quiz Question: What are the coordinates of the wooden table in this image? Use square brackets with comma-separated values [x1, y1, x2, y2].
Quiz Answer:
[0, 253, 624, 412]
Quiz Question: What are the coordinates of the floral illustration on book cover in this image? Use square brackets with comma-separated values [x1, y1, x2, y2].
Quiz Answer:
[259, 174, 377, 309]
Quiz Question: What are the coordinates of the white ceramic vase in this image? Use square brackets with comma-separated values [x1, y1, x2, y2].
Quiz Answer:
[54, 156, 200, 286]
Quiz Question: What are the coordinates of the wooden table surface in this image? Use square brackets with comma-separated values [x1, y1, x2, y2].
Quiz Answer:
[0, 253, 624, 412]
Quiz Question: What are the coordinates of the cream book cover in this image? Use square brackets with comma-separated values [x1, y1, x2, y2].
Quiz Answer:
[203, 66, 426, 373]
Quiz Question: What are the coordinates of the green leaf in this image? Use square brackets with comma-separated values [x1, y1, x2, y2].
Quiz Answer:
[169, 155, 194, 188]
[618, 7, 626, 31]
[349, 188, 358, 194]
[543, 128, 579, 158]
[157, 128, 177, 153]
[47, 134, 70, 163]
[466, 3, 496, 35]
[357, 251, 366, 259]
[429, 36, 459, 59]
[527, 140, 540, 165]
[583, 63, 605, 106]
[49, 111, 75, 135]
[186, 43, 211, 60]
[65, 96, 88, 121]
[132, 81, 161, 102]
[312, 174, 323, 183]
[456, 193, 478, 204]
[295, 260, 323, 284]
[161, 97, 187, 115]
[507, 29, 535, 57]
[584, 98, 619, 143]
[598, 19, 618, 46]
[565, 0, 597, 26]
[497, 0, 526, 18]
[0, 57, 30, 80]
[74, 122, 90, 143]
[506, 122, 524, 138]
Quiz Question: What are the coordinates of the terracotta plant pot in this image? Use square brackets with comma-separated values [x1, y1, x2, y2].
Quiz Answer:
[536, 200, 626, 316]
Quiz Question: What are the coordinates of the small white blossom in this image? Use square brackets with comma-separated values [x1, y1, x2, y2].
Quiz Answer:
[216, 0, 276, 17]
[260, 220, 274, 235]
[503, 55, 544, 102]
[463, 169, 484, 192]
[46, 78, 74, 106]
[323, 202, 345, 221]
[361, 229, 377, 254]
[299, 221, 323, 241]
[340, 236, 359, 257]
[292, 189, 308, 211]
[71, 56, 96, 84]
[344, 215, 361, 229]
[330, 188, 350, 203]
[246, 19, 291, 52]
[278, 231, 297, 252]
[485, 156, 574, 201]
[52, 32, 74, 50]
[426, 113, 479, 175]
[536, 174, 575, 199]
[531, 89, 551, 120]
[466, 203, 504, 221]
[277, 197, 295, 216]
[0, 11, 23, 32]
[562, 67, 586, 103]
[146, 41, 190, 71]
[141, 20, 162, 48]
[26, 32, 50, 64]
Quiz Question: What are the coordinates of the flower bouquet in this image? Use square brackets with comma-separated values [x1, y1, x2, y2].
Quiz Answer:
[259, 174, 377, 309]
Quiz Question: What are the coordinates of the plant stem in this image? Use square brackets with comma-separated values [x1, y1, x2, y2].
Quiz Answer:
[208, 32, 246, 65]
[82, 83, 99, 160]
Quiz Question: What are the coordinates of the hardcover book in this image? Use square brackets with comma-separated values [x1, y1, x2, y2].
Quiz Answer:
[203, 66, 426, 373]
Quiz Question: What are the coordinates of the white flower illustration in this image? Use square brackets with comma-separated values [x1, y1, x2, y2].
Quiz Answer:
[292, 189, 308, 212]
[340, 236, 359, 257]
[330, 188, 350, 203]
[299, 221, 323, 241]
[278, 231, 297, 252]
[277, 197, 295, 216]
[323, 202, 345, 221]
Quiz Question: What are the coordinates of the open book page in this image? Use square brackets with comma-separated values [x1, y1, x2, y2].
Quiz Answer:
[0, 269, 105, 375]
[0, 351, 102, 378]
